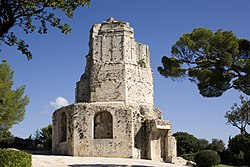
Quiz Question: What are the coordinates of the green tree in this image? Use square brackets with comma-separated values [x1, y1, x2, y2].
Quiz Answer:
[195, 138, 210, 152]
[39, 124, 52, 150]
[173, 132, 198, 156]
[208, 138, 225, 152]
[0, 0, 90, 60]
[0, 128, 11, 139]
[158, 28, 250, 97]
[0, 60, 29, 139]
[33, 129, 40, 141]
[225, 95, 250, 134]
[227, 134, 250, 165]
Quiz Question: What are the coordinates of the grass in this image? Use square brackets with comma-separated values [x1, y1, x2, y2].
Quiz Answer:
[218, 165, 248, 167]
[218, 165, 233, 167]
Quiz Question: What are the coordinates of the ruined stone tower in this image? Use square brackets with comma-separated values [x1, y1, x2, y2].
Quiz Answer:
[52, 18, 176, 162]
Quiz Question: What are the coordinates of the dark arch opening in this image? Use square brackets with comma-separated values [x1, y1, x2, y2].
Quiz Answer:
[94, 111, 113, 139]
[60, 112, 67, 142]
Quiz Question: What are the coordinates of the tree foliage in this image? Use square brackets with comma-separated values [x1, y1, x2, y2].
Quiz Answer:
[0, 60, 29, 139]
[225, 95, 250, 134]
[0, 136, 33, 150]
[194, 138, 209, 152]
[158, 28, 250, 97]
[208, 138, 225, 152]
[39, 124, 52, 150]
[173, 131, 226, 158]
[173, 132, 198, 156]
[227, 134, 250, 165]
[0, 0, 90, 60]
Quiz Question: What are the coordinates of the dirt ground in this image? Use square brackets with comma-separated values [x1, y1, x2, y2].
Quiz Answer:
[32, 155, 185, 167]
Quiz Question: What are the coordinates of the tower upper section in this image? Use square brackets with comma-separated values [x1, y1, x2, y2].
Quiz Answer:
[76, 18, 153, 106]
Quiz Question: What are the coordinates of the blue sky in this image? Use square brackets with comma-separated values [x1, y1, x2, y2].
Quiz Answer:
[1, 0, 250, 144]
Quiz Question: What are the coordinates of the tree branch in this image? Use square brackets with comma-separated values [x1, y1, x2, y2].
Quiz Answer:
[0, 1, 16, 37]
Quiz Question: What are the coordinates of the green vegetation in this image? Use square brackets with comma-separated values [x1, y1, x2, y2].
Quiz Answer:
[0, 148, 31, 167]
[181, 153, 196, 161]
[209, 139, 225, 152]
[225, 96, 249, 134]
[0, 124, 52, 151]
[137, 59, 147, 68]
[0, 0, 90, 59]
[227, 134, 250, 166]
[194, 150, 221, 167]
[173, 132, 199, 155]
[0, 60, 29, 140]
[174, 131, 250, 166]
[39, 124, 52, 150]
[173, 132, 225, 156]
[0, 137, 33, 150]
[158, 28, 250, 97]
[218, 165, 248, 167]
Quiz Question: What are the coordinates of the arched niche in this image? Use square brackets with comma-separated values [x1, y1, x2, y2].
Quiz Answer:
[94, 111, 113, 139]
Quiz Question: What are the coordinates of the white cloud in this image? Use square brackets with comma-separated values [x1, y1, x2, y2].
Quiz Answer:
[49, 97, 69, 109]
[39, 96, 69, 115]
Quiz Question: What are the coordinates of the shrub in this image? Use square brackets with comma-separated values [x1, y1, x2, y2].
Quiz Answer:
[194, 150, 220, 167]
[181, 153, 196, 161]
[0, 149, 31, 167]
[0, 137, 34, 150]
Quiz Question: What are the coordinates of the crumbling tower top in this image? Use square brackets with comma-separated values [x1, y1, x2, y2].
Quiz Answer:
[76, 18, 153, 106]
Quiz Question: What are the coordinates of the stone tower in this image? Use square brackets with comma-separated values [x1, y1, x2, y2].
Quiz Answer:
[75, 17, 153, 105]
[52, 18, 176, 162]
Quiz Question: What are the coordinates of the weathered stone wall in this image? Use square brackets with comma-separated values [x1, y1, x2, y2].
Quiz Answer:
[76, 18, 153, 105]
[165, 131, 177, 163]
[72, 102, 134, 158]
[52, 105, 75, 155]
[53, 18, 176, 162]
[89, 63, 126, 102]
[75, 56, 91, 102]
[52, 102, 175, 160]
[125, 64, 153, 105]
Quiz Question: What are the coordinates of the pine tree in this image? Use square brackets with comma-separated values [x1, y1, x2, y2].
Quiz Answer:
[158, 28, 250, 97]
[225, 96, 250, 134]
[0, 60, 29, 139]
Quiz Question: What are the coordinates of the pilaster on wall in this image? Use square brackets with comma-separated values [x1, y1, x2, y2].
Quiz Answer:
[165, 132, 177, 163]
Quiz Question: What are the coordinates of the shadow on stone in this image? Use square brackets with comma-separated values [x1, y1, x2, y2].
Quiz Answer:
[68, 164, 153, 167]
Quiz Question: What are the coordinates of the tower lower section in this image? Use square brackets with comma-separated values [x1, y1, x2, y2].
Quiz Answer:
[52, 102, 176, 162]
